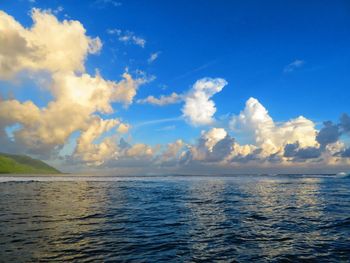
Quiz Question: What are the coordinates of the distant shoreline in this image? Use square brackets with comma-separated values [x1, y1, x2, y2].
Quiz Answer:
[0, 173, 347, 178]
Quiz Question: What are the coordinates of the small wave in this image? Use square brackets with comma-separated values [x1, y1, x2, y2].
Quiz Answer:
[319, 217, 350, 230]
[247, 213, 268, 221]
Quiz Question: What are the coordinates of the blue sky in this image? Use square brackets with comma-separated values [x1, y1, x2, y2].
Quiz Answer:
[0, 0, 349, 173]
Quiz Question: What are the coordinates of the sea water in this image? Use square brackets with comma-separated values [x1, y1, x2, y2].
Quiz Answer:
[0, 174, 349, 262]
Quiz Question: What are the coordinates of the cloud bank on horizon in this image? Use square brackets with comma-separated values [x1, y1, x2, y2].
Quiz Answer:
[0, 7, 349, 174]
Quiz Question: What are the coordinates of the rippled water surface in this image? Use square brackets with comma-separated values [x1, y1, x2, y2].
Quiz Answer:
[1, 175, 350, 262]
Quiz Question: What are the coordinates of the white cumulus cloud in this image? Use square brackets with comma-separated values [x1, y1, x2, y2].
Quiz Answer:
[182, 78, 227, 126]
[229, 97, 318, 157]
[0, 9, 148, 165]
[0, 9, 102, 79]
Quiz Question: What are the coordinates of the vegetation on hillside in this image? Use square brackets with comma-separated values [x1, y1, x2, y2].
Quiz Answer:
[0, 153, 61, 174]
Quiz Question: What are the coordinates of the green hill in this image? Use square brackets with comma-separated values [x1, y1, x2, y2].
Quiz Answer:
[0, 153, 61, 174]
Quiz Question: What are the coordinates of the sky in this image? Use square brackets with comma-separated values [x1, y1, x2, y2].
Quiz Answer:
[0, 0, 350, 175]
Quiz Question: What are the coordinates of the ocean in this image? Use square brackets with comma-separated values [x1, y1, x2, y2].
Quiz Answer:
[0, 174, 349, 262]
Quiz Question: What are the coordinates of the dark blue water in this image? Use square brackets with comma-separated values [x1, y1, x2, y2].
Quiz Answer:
[0, 175, 350, 262]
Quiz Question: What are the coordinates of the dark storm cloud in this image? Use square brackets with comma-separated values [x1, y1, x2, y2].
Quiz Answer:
[341, 148, 350, 157]
[231, 148, 263, 163]
[316, 121, 341, 148]
[207, 135, 235, 162]
[295, 147, 322, 159]
[340, 113, 350, 133]
[284, 142, 299, 158]
[180, 133, 236, 164]
[283, 142, 322, 161]
[339, 147, 350, 158]
[267, 152, 283, 163]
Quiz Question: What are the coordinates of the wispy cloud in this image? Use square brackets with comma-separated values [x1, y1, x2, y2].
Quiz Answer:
[44, 6, 64, 15]
[107, 28, 146, 48]
[93, 0, 122, 8]
[284, 59, 305, 73]
[172, 59, 218, 81]
[137, 92, 182, 106]
[134, 117, 183, 129]
[148, 52, 161, 64]
[156, 125, 176, 131]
